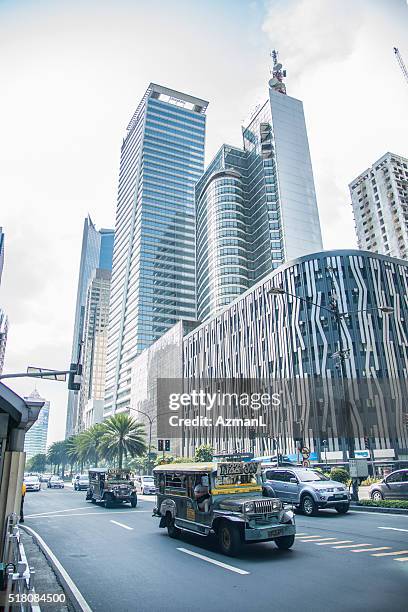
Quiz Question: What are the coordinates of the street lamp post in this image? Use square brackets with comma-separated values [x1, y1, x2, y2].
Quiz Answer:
[268, 283, 393, 501]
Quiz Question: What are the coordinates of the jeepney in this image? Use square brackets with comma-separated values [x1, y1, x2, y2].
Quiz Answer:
[153, 461, 296, 556]
[85, 468, 138, 508]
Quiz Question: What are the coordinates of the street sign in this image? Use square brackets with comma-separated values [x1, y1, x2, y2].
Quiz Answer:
[302, 459, 310, 468]
[301, 447, 310, 459]
[349, 458, 369, 478]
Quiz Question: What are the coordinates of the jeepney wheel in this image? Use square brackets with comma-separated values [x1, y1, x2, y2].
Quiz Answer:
[275, 535, 295, 550]
[167, 515, 180, 539]
[104, 495, 113, 509]
[130, 495, 137, 508]
[218, 521, 242, 557]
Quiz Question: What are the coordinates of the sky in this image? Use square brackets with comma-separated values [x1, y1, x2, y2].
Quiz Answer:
[1, 0, 407, 445]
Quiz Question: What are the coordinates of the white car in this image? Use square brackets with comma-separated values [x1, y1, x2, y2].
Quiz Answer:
[47, 476, 64, 489]
[135, 475, 157, 495]
[24, 475, 41, 492]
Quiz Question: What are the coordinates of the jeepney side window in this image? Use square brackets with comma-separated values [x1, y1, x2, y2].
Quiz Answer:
[165, 473, 186, 494]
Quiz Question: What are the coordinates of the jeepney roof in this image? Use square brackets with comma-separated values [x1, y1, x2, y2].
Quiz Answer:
[153, 462, 216, 474]
[88, 468, 108, 473]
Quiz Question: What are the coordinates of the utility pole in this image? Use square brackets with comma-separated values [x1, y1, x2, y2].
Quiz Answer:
[394, 47, 408, 86]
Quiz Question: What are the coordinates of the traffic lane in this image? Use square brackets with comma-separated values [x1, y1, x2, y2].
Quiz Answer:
[25, 501, 407, 612]
[294, 508, 408, 547]
[24, 485, 89, 516]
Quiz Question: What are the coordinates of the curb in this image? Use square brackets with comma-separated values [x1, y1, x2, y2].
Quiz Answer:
[350, 504, 408, 515]
[20, 525, 92, 612]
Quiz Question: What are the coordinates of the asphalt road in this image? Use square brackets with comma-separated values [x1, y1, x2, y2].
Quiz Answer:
[23, 485, 408, 612]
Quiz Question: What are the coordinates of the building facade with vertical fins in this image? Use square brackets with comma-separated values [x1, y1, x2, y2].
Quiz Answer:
[183, 250, 408, 460]
[105, 84, 208, 417]
[196, 57, 323, 322]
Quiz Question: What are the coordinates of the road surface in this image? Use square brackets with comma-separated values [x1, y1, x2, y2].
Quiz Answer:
[24, 486, 408, 612]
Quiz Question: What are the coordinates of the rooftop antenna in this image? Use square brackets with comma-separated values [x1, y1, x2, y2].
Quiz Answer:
[394, 47, 408, 86]
[269, 50, 287, 95]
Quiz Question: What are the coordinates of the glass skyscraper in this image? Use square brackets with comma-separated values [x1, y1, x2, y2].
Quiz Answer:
[196, 57, 323, 321]
[24, 389, 50, 459]
[65, 218, 114, 437]
[105, 83, 208, 416]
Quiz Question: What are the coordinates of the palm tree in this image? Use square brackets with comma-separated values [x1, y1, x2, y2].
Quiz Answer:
[27, 453, 47, 473]
[77, 423, 105, 467]
[66, 435, 83, 474]
[47, 440, 69, 477]
[99, 414, 146, 469]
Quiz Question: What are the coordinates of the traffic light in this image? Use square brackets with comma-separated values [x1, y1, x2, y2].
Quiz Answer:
[364, 437, 370, 450]
[165, 439, 170, 452]
[68, 363, 82, 391]
[158, 439, 163, 452]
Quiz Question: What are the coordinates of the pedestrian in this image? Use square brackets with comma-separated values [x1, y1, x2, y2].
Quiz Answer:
[20, 481, 26, 523]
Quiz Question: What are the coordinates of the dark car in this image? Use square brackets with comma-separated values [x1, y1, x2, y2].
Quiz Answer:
[47, 476, 64, 489]
[369, 469, 408, 501]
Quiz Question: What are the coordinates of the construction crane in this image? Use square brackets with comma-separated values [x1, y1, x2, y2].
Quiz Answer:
[394, 47, 408, 85]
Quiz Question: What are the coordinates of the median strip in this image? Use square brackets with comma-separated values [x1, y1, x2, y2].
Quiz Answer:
[177, 548, 249, 575]
[110, 520, 134, 530]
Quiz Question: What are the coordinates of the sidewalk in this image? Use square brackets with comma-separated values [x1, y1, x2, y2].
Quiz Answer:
[20, 530, 74, 611]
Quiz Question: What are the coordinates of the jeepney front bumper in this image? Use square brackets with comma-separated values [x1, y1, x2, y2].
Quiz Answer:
[244, 522, 296, 542]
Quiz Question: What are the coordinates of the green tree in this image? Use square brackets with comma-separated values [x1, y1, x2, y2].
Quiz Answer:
[194, 444, 214, 462]
[77, 424, 105, 467]
[330, 467, 350, 484]
[27, 453, 47, 473]
[99, 414, 146, 469]
[47, 440, 69, 477]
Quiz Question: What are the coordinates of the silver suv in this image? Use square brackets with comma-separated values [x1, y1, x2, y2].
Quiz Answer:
[263, 467, 350, 516]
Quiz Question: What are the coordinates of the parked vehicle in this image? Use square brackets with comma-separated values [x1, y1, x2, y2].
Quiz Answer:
[73, 474, 89, 491]
[153, 461, 296, 557]
[47, 476, 64, 489]
[262, 467, 350, 516]
[369, 469, 408, 501]
[40, 473, 52, 483]
[86, 468, 137, 508]
[24, 475, 41, 492]
[134, 475, 157, 495]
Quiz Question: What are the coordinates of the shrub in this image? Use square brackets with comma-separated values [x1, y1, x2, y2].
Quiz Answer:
[360, 477, 380, 486]
[194, 444, 214, 462]
[358, 499, 408, 510]
[329, 467, 349, 484]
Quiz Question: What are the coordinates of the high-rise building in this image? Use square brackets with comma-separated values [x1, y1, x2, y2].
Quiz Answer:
[0, 227, 4, 284]
[350, 152, 408, 260]
[78, 268, 111, 430]
[65, 218, 114, 437]
[24, 389, 50, 459]
[0, 309, 8, 374]
[0, 229, 8, 373]
[105, 83, 208, 416]
[196, 54, 323, 321]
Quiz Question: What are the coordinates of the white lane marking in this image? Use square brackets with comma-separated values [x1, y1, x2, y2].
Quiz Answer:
[177, 548, 249, 575]
[316, 540, 353, 546]
[378, 527, 408, 533]
[300, 538, 337, 543]
[296, 535, 324, 539]
[351, 547, 390, 553]
[26, 510, 151, 518]
[372, 549, 408, 557]
[295, 533, 309, 536]
[110, 520, 133, 531]
[349, 511, 408, 518]
[333, 543, 372, 549]
[25, 507, 90, 517]
[21, 525, 92, 612]
[395, 557, 408, 562]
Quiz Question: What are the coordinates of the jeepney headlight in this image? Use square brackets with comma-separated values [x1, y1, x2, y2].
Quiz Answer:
[272, 500, 282, 511]
[243, 501, 255, 513]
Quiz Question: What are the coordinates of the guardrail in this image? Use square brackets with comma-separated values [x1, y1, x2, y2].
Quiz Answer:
[1, 513, 40, 612]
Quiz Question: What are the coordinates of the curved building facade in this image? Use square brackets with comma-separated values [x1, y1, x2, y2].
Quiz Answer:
[184, 250, 408, 459]
[196, 146, 249, 321]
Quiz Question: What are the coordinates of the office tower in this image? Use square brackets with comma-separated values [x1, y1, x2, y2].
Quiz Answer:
[196, 53, 322, 321]
[65, 218, 114, 437]
[0, 228, 4, 284]
[350, 152, 408, 260]
[105, 83, 208, 416]
[0, 309, 8, 374]
[78, 268, 111, 430]
[24, 389, 50, 459]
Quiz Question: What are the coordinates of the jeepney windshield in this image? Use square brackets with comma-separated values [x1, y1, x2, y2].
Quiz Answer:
[214, 462, 261, 488]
